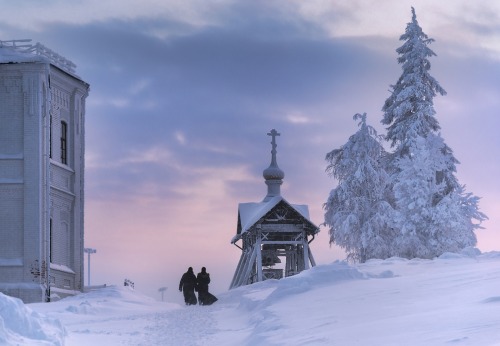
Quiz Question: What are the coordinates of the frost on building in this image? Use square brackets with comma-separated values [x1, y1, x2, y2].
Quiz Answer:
[230, 129, 319, 289]
[0, 40, 89, 303]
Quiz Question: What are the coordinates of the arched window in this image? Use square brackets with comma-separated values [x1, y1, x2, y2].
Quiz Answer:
[49, 218, 53, 263]
[61, 221, 70, 266]
[60, 121, 67, 164]
[49, 114, 52, 159]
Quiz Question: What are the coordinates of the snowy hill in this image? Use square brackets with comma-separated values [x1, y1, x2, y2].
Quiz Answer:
[2, 250, 500, 345]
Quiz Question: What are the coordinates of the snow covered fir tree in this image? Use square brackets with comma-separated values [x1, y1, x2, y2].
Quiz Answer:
[324, 113, 395, 262]
[324, 8, 487, 262]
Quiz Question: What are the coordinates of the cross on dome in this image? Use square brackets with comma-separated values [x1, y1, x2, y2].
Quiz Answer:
[268, 129, 280, 162]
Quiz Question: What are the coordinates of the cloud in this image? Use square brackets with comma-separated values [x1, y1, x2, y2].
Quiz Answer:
[128, 78, 152, 95]
[174, 131, 186, 145]
[0, 0, 232, 32]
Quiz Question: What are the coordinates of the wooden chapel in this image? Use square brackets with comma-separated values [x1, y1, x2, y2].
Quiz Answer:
[229, 129, 319, 289]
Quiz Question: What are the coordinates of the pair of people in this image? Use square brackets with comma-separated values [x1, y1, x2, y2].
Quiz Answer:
[179, 267, 218, 306]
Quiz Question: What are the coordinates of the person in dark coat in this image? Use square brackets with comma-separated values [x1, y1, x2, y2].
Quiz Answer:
[196, 267, 218, 305]
[179, 267, 197, 305]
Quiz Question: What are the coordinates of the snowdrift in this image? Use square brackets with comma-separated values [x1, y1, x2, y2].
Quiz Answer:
[0, 292, 65, 345]
[213, 250, 500, 345]
[4, 250, 499, 345]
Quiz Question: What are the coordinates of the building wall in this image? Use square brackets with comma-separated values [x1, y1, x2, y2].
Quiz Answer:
[0, 65, 46, 302]
[0, 61, 88, 303]
[48, 67, 87, 298]
[0, 72, 24, 262]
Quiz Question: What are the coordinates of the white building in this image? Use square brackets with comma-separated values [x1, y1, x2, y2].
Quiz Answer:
[0, 40, 89, 303]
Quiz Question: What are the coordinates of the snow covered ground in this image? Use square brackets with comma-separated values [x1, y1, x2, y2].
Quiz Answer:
[2, 250, 500, 345]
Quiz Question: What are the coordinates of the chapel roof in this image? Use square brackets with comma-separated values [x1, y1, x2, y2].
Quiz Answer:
[231, 196, 318, 243]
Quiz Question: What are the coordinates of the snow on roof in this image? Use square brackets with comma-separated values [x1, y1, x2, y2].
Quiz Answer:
[0, 39, 77, 76]
[232, 195, 316, 243]
[0, 41, 46, 64]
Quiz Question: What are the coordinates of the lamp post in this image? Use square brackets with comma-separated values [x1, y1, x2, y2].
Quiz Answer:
[158, 287, 167, 301]
[84, 248, 96, 286]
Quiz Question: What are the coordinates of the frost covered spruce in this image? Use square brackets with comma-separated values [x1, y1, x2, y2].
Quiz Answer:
[324, 7, 487, 262]
[324, 113, 395, 263]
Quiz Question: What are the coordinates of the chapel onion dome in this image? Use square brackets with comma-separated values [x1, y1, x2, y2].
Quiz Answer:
[263, 163, 284, 180]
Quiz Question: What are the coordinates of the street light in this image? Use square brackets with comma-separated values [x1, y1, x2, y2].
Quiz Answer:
[158, 287, 167, 301]
[84, 248, 96, 286]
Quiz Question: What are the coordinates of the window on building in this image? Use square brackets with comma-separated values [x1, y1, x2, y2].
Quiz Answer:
[49, 114, 52, 159]
[60, 121, 67, 164]
[50, 219, 53, 263]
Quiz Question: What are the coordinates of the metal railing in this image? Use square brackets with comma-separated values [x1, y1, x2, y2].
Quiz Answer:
[0, 39, 77, 75]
